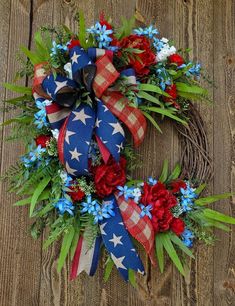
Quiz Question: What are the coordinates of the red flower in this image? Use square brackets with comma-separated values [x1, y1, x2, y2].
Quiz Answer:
[168, 53, 184, 66]
[165, 84, 177, 100]
[171, 180, 187, 193]
[164, 84, 180, 109]
[94, 157, 126, 198]
[119, 34, 156, 76]
[170, 218, 185, 236]
[141, 181, 179, 233]
[68, 185, 85, 202]
[67, 39, 80, 49]
[35, 135, 51, 148]
[99, 13, 113, 30]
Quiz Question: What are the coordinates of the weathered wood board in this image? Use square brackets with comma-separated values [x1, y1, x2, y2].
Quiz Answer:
[0, 1, 234, 305]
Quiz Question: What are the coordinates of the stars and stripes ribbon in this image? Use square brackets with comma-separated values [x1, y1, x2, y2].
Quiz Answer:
[70, 235, 102, 280]
[99, 195, 145, 281]
[115, 194, 157, 266]
[33, 46, 146, 177]
[70, 195, 145, 281]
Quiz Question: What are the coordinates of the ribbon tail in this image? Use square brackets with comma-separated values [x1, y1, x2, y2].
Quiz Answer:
[102, 92, 147, 147]
[100, 195, 145, 281]
[70, 236, 102, 280]
[115, 195, 157, 267]
[95, 99, 125, 163]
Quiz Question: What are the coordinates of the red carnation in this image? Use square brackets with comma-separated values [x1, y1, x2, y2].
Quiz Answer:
[94, 157, 126, 198]
[35, 135, 51, 148]
[119, 34, 156, 76]
[168, 53, 184, 66]
[170, 218, 185, 236]
[165, 84, 177, 100]
[171, 180, 187, 193]
[68, 185, 85, 202]
[164, 84, 180, 109]
[67, 39, 80, 49]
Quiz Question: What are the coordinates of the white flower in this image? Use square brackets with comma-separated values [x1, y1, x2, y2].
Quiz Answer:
[64, 62, 73, 79]
[59, 169, 68, 183]
[52, 129, 59, 141]
[161, 37, 169, 43]
[156, 43, 177, 62]
[132, 188, 142, 203]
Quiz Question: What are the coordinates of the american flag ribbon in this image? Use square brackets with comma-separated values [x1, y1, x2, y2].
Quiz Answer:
[70, 236, 102, 280]
[116, 195, 156, 266]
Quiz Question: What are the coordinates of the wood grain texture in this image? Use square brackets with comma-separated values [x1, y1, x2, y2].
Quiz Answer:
[0, 0, 234, 305]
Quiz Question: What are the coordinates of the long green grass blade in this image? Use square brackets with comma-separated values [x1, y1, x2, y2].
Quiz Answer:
[3, 83, 32, 94]
[195, 193, 234, 206]
[203, 209, 235, 224]
[142, 111, 162, 133]
[167, 163, 181, 182]
[159, 160, 168, 183]
[140, 106, 187, 125]
[57, 226, 75, 272]
[30, 176, 51, 217]
[169, 233, 194, 258]
[155, 234, 164, 273]
[104, 257, 114, 282]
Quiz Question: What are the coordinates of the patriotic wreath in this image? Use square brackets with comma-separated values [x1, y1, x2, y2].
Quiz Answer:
[2, 13, 235, 285]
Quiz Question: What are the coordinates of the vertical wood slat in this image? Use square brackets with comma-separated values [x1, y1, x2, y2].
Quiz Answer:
[0, 0, 234, 305]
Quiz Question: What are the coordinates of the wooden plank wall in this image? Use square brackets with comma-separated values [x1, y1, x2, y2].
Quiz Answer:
[0, 0, 234, 305]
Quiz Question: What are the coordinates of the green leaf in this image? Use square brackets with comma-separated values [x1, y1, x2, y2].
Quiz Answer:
[137, 91, 162, 106]
[175, 82, 208, 95]
[203, 209, 235, 225]
[203, 218, 231, 232]
[195, 183, 207, 195]
[20, 46, 42, 65]
[104, 256, 114, 282]
[14, 189, 50, 206]
[138, 83, 170, 97]
[32, 203, 54, 218]
[155, 234, 164, 273]
[140, 106, 187, 125]
[128, 269, 137, 287]
[195, 193, 234, 206]
[142, 111, 162, 133]
[3, 83, 32, 94]
[70, 228, 80, 260]
[57, 226, 75, 272]
[78, 11, 86, 48]
[167, 163, 181, 182]
[169, 233, 194, 258]
[30, 176, 51, 217]
[159, 160, 168, 183]
[161, 233, 185, 276]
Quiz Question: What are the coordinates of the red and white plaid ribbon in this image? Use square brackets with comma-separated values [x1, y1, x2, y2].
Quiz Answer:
[115, 195, 156, 266]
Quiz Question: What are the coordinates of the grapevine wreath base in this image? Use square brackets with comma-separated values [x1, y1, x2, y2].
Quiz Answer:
[2, 13, 234, 284]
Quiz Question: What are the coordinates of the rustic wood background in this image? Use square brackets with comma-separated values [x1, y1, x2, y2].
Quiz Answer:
[0, 0, 235, 305]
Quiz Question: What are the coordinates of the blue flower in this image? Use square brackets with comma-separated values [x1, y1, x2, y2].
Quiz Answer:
[148, 177, 157, 185]
[21, 156, 31, 168]
[117, 185, 134, 200]
[180, 182, 198, 212]
[34, 109, 49, 129]
[139, 204, 152, 219]
[155, 67, 172, 90]
[87, 22, 113, 48]
[134, 25, 159, 39]
[102, 200, 115, 217]
[181, 229, 194, 248]
[50, 41, 68, 57]
[178, 62, 201, 78]
[28, 145, 46, 162]
[80, 195, 99, 214]
[54, 197, 74, 215]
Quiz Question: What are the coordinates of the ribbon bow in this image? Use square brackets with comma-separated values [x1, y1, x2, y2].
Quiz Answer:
[33, 46, 146, 177]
